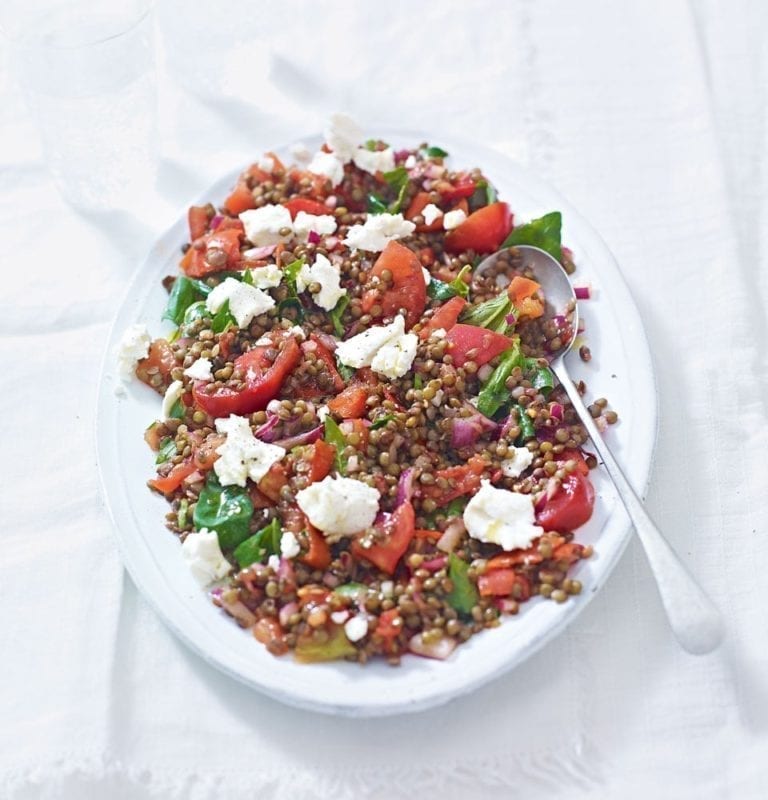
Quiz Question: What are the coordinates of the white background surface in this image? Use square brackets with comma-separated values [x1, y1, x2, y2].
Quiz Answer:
[2, 1, 767, 797]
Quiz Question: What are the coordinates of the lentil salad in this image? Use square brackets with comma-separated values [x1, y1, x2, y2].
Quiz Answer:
[124, 115, 618, 665]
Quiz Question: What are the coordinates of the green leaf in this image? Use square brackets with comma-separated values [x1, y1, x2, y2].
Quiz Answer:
[323, 416, 347, 475]
[446, 496, 468, 517]
[155, 437, 177, 465]
[282, 256, 305, 297]
[477, 342, 523, 418]
[448, 265, 472, 299]
[162, 276, 209, 326]
[446, 553, 479, 615]
[277, 297, 304, 321]
[168, 398, 185, 420]
[460, 291, 513, 333]
[382, 167, 410, 213]
[329, 295, 349, 337]
[485, 181, 497, 205]
[233, 518, 282, 568]
[371, 413, 395, 431]
[424, 145, 449, 158]
[211, 299, 236, 334]
[367, 193, 388, 215]
[515, 403, 536, 444]
[336, 358, 355, 382]
[523, 357, 554, 396]
[364, 139, 379, 151]
[177, 498, 189, 529]
[333, 582, 367, 599]
[427, 277, 459, 302]
[193, 472, 254, 552]
[413, 374, 423, 390]
[241, 268, 254, 286]
[501, 211, 562, 262]
[182, 300, 210, 330]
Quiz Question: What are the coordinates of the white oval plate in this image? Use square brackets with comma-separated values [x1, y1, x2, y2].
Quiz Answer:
[96, 131, 657, 717]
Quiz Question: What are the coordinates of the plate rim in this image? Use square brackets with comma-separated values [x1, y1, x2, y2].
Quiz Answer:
[95, 130, 658, 716]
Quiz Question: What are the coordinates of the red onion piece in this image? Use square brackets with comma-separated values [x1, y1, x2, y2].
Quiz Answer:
[308, 230, 321, 244]
[210, 214, 223, 230]
[253, 414, 280, 442]
[422, 555, 448, 572]
[277, 557, 295, 585]
[279, 601, 298, 627]
[553, 314, 568, 327]
[549, 402, 564, 421]
[272, 424, 323, 449]
[496, 598, 519, 614]
[409, 633, 457, 660]
[437, 519, 466, 553]
[395, 468, 415, 507]
[312, 330, 338, 352]
[212, 591, 257, 627]
[450, 410, 498, 449]
[325, 236, 340, 250]
[505, 310, 518, 324]
[574, 285, 591, 300]
[394, 148, 411, 163]
[324, 195, 337, 209]
[243, 244, 277, 260]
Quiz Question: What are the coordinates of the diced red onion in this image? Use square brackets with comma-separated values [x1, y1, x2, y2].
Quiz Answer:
[266, 399, 283, 415]
[212, 591, 257, 627]
[561, 246, 574, 261]
[549, 402, 564, 421]
[437, 519, 466, 553]
[243, 244, 276, 260]
[272, 424, 323, 449]
[422, 555, 448, 572]
[279, 601, 298, 627]
[395, 468, 415, 507]
[505, 310, 518, 324]
[409, 633, 457, 660]
[183, 470, 204, 486]
[577, 320, 586, 334]
[312, 330, 338, 352]
[553, 314, 568, 328]
[423, 179, 435, 192]
[574, 285, 591, 300]
[394, 148, 411, 163]
[496, 598, 519, 614]
[277, 558, 295, 584]
[425, 163, 446, 180]
[325, 195, 337, 209]
[307, 230, 321, 245]
[254, 414, 280, 442]
[326, 237, 340, 251]
[210, 214, 223, 230]
[450, 409, 498, 449]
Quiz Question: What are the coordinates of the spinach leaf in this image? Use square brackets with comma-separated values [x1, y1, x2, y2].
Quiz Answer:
[427, 265, 472, 302]
[241, 268, 254, 286]
[501, 211, 562, 262]
[485, 181, 497, 205]
[413, 374, 423, 389]
[168, 398, 185, 420]
[424, 145, 449, 158]
[515, 403, 536, 444]
[446, 553, 479, 616]
[371, 413, 395, 431]
[460, 291, 514, 333]
[323, 416, 347, 474]
[477, 342, 523, 418]
[233, 518, 281, 568]
[177, 498, 189, 529]
[367, 193, 388, 215]
[448, 265, 472, 299]
[155, 437, 177, 465]
[211, 299, 236, 334]
[382, 167, 410, 213]
[182, 300, 210, 328]
[163, 276, 209, 325]
[523, 357, 554, 396]
[329, 295, 349, 337]
[193, 472, 254, 551]
[446, 496, 468, 517]
[336, 358, 355, 382]
[277, 297, 304, 322]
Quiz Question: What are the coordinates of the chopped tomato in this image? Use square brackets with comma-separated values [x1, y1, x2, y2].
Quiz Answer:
[445, 202, 512, 254]
[213, 217, 245, 234]
[486, 534, 566, 570]
[253, 618, 287, 655]
[188, 205, 210, 241]
[148, 460, 197, 494]
[136, 339, 176, 389]
[181, 227, 244, 278]
[445, 323, 512, 367]
[351, 501, 416, 575]
[292, 338, 345, 400]
[420, 455, 487, 505]
[258, 462, 289, 504]
[508, 276, 540, 304]
[375, 608, 403, 639]
[193, 337, 301, 417]
[340, 418, 370, 450]
[299, 525, 332, 571]
[223, 181, 255, 215]
[366, 240, 426, 329]
[419, 296, 467, 340]
[536, 471, 595, 532]
[405, 191, 443, 232]
[308, 440, 336, 483]
[328, 385, 368, 418]
[282, 506, 307, 535]
[559, 449, 590, 476]
[192, 434, 225, 471]
[435, 173, 476, 201]
[478, 569, 531, 599]
[282, 197, 330, 219]
[552, 542, 587, 565]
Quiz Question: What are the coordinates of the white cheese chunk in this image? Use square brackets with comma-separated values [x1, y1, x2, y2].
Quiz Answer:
[422, 203, 443, 226]
[213, 414, 286, 488]
[239, 204, 293, 246]
[296, 475, 380, 537]
[343, 213, 416, 252]
[443, 209, 467, 230]
[267, 554, 281, 571]
[344, 615, 369, 642]
[500, 446, 535, 478]
[184, 357, 213, 382]
[317, 404, 330, 422]
[247, 263, 283, 289]
[280, 530, 301, 559]
[205, 277, 275, 329]
[422, 266, 432, 286]
[161, 380, 184, 421]
[324, 112, 363, 162]
[292, 210, 338, 241]
[336, 314, 417, 378]
[463, 480, 542, 551]
[352, 146, 395, 175]
[296, 253, 347, 311]
[307, 151, 344, 187]
[404, 154, 417, 169]
[117, 323, 151, 378]
[181, 529, 232, 586]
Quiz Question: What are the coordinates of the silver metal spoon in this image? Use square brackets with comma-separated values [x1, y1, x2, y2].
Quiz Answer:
[476, 244, 724, 655]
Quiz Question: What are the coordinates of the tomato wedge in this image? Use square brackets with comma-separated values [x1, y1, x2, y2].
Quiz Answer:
[192, 337, 301, 418]
[292, 338, 345, 400]
[420, 455, 487, 505]
[366, 240, 426, 329]
[477, 569, 531, 599]
[435, 174, 476, 201]
[536, 470, 595, 532]
[308, 440, 336, 483]
[351, 501, 416, 575]
[282, 197, 331, 219]
[445, 323, 512, 367]
[405, 191, 443, 233]
[445, 202, 512, 254]
[328, 385, 368, 418]
[223, 181, 255, 215]
[188, 205, 210, 241]
[419, 296, 467, 340]
[148, 459, 197, 494]
[300, 525, 332, 571]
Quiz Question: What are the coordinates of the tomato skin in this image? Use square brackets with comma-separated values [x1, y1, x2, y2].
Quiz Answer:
[351, 501, 416, 575]
[419, 296, 467, 340]
[223, 181, 255, 215]
[188, 205, 210, 241]
[300, 525, 332, 570]
[435, 174, 476, 201]
[375, 608, 403, 639]
[405, 191, 443, 232]
[192, 337, 301, 418]
[148, 460, 197, 494]
[258, 462, 289, 503]
[536, 471, 595, 532]
[445, 202, 512, 254]
[328, 385, 368, 418]
[445, 324, 512, 367]
[282, 197, 331, 219]
[420, 455, 487, 505]
[368, 240, 427, 329]
[308, 440, 336, 483]
[486, 533, 566, 570]
[478, 569, 531, 599]
[181, 227, 244, 278]
[136, 339, 176, 389]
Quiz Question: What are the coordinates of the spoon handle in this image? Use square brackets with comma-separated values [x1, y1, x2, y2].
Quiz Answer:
[550, 360, 724, 654]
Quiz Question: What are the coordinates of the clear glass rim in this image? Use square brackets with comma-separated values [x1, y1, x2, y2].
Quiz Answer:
[0, 0, 154, 51]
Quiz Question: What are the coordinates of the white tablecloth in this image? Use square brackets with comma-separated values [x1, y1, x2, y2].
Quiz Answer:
[2, 1, 767, 797]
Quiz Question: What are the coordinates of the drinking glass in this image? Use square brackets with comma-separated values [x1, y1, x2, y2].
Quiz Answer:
[1, 0, 158, 210]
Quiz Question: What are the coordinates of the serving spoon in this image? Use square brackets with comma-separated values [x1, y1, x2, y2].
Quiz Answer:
[476, 245, 724, 655]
